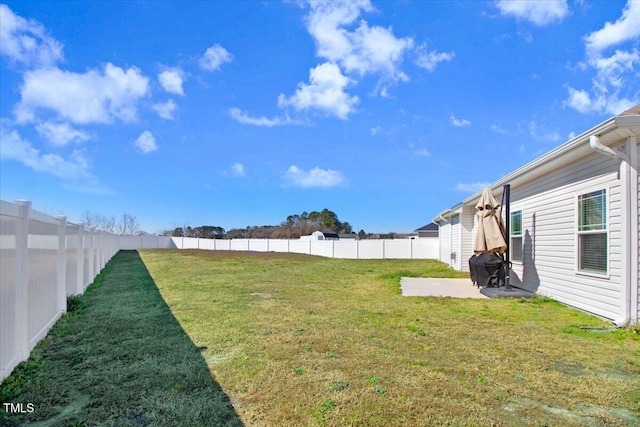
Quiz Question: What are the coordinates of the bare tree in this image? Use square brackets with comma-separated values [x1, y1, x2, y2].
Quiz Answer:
[80, 210, 116, 232]
[117, 212, 140, 235]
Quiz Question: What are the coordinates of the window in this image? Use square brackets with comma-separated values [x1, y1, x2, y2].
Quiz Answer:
[511, 210, 523, 262]
[577, 189, 607, 274]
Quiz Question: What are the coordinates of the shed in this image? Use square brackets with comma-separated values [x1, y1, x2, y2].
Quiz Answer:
[309, 231, 340, 240]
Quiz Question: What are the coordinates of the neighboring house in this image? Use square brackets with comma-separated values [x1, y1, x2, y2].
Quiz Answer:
[415, 223, 439, 238]
[338, 233, 358, 240]
[433, 105, 639, 326]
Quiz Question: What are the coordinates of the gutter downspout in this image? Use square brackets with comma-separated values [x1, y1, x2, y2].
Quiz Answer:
[589, 135, 634, 326]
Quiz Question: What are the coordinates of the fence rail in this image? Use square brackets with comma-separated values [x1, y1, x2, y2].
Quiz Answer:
[1, 199, 438, 382]
[118, 235, 439, 259]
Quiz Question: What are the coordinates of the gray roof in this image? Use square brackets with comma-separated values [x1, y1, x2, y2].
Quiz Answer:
[415, 223, 438, 232]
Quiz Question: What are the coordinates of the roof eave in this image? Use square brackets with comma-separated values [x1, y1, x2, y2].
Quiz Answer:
[432, 108, 640, 223]
[458, 115, 623, 207]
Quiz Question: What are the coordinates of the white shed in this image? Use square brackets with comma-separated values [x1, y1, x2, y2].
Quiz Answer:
[434, 105, 640, 326]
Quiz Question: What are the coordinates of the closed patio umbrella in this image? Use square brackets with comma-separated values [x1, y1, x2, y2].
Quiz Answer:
[473, 188, 507, 254]
[469, 187, 508, 288]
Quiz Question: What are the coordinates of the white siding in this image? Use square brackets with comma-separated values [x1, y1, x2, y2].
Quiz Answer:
[505, 153, 622, 320]
[450, 215, 461, 270]
[439, 221, 451, 267]
[460, 208, 475, 272]
[637, 165, 640, 323]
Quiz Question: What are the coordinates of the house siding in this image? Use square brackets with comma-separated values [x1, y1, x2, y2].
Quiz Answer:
[460, 208, 475, 272]
[637, 165, 640, 323]
[506, 153, 622, 320]
[434, 111, 639, 324]
[439, 221, 451, 267]
[451, 215, 461, 270]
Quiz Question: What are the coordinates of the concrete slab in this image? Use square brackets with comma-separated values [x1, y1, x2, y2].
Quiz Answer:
[400, 277, 534, 299]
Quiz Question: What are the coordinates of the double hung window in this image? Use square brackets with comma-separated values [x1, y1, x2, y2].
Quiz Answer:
[577, 189, 607, 274]
[510, 210, 523, 262]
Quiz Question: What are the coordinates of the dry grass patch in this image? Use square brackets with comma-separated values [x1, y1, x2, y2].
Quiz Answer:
[139, 249, 640, 426]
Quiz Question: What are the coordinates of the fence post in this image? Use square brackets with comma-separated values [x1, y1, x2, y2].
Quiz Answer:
[56, 216, 67, 314]
[94, 231, 100, 274]
[382, 240, 386, 259]
[77, 224, 84, 295]
[14, 200, 31, 362]
[86, 229, 94, 288]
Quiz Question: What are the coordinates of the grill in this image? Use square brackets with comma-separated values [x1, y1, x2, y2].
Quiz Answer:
[469, 251, 505, 288]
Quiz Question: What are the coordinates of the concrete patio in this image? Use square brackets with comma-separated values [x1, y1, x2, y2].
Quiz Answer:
[400, 277, 534, 299]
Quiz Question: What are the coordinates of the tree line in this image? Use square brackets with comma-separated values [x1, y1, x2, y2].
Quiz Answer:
[80, 208, 411, 239]
[166, 209, 358, 239]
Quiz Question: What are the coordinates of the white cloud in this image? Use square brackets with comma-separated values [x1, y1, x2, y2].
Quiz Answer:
[0, 4, 63, 66]
[152, 99, 178, 120]
[584, 1, 640, 56]
[158, 68, 185, 95]
[495, 0, 569, 26]
[529, 121, 561, 142]
[490, 124, 507, 134]
[305, 1, 414, 94]
[416, 46, 455, 72]
[35, 121, 91, 146]
[564, 1, 640, 115]
[370, 126, 381, 135]
[450, 114, 471, 127]
[278, 62, 359, 120]
[414, 148, 430, 156]
[456, 182, 490, 193]
[15, 63, 150, 124]
[284, 165, 345, 188]
[199, 44, 233, 71]
[134, 130, 157, 154]
[229, 108, 297, 127]
[229, 162, 245, 177]
[0, 125, 93, 180]
[564, 86, 592, 113]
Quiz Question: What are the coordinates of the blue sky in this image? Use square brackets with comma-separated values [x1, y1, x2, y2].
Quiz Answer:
[1, 0, 639, 234]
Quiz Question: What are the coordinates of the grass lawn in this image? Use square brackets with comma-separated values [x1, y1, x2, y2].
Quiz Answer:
[1, 251, 242, 427]
[2, 249, 639, 426]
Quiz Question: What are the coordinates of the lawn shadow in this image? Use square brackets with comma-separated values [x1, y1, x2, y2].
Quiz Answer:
[1, 250, 243, 427]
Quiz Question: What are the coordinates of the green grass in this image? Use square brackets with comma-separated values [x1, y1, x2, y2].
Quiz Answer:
[2, 249, 639, 426]
[0, 251, 242, 427]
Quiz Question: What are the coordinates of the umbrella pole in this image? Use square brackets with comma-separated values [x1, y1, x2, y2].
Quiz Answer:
[504, 184, 512, 290]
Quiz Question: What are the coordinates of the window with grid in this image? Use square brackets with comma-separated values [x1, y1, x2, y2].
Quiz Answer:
[511, 210, 523, 262]
[577, 189, 607, 274]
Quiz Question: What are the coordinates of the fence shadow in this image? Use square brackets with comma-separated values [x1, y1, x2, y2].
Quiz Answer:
[1, 250, 243, 426]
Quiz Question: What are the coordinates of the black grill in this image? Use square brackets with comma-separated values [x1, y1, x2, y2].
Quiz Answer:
[469, 252, 505, 288]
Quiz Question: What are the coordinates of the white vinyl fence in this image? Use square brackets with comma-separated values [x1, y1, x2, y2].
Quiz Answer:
[1, 200, 119, 381]
[1, 198, 438, 382]
[118, 235, 440, 260]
